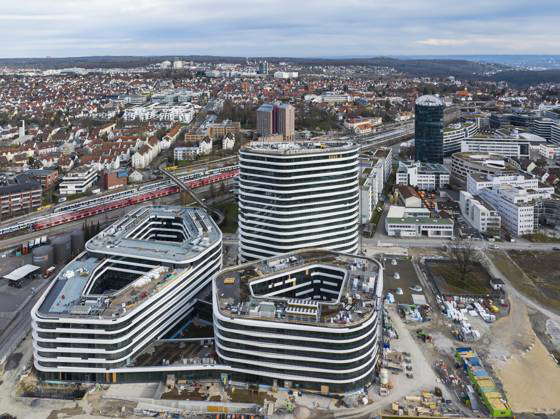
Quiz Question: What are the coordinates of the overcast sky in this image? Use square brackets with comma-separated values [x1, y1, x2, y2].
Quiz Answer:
[2, 0, 559, 58]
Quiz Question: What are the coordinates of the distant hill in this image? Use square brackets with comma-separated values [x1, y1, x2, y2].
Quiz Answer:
[487, 69, 560, 87]
[0, 55, 508, 78]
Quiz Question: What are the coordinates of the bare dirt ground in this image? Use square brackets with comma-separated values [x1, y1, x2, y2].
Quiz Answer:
[480, 254, 560, 415]
[496, 335, 560, 415]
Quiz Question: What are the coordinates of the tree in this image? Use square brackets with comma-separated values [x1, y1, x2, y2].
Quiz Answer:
[447, 238, 481, 282]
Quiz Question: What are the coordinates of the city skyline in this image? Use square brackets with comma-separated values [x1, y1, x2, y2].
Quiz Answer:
[1, 0, 560, 58]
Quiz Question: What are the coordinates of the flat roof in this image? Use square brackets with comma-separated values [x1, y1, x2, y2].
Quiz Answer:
[4, 264, 40, 281]
[86, 206, 220, 264]
[38, 206, 220, 319]
[386, 217, 454, 226]
[214, 249, 382, 328]
[242, 141, 358, 155]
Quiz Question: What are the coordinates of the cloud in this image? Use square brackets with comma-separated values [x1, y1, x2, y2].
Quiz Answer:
[417, 38, 471, 47]
[0, 0, 559, 57]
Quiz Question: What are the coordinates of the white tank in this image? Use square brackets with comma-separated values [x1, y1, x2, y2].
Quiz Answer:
[380, 368, 389, 385]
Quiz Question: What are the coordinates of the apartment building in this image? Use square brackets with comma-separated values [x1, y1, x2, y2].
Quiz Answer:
[256, 103, 295, 141]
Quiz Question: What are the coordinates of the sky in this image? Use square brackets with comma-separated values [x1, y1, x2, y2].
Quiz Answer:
[1, 0, 560, 58]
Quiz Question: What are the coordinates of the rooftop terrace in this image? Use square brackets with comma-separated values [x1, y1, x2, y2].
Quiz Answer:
[214, 249, 383, 328]
[243, 141, 358, 155]
[38, 206, 221, 319]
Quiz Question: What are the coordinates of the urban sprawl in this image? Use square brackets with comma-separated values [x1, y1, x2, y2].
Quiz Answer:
[0, 58, 559, 419]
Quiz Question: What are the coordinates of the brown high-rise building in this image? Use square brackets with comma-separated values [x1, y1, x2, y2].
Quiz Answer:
[277, 103, 295, 141]
[256, 103, 295, 141]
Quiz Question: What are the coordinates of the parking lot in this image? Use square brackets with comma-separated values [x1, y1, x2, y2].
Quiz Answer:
[382, 256, 425, 306]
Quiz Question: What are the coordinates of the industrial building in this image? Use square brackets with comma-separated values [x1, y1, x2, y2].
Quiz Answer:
[238, 141, 360, 261]
[31, 206, 222, 382]
[213, 249, 384, 393]
[384, 206, 454, 238]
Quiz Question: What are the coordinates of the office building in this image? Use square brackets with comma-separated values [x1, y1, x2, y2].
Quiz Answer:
[415, 95, 445, 163]
[213, 249, 383, 393]
[442, 120, 480, 155]
[256, 103, 295, 141]
[450, 152, 518, 185]
[25, 169, 59, 190]
[459, 191, 501, 234]
[478, 184, 554, 236]
[385, 206, 454, 238]
[238, 141, 360, 261]
[460, 137, 532, 158]
[396, 161, 450, 191]
[258, 61, 269, 75]
[360, 175, 378, 224]
[537, 143, 560, 160]
[530, 118, 556, 141]
[207, 120, 241, 138]
[0, 173, 42, 219]
[467, 173, 540, 196]
[551, 123, 560, 145]
[31, 206, 222, 382]
[59, 166, 98, 196]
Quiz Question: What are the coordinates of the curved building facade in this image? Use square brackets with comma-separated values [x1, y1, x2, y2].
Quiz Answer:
[213, 249, 383, 394]
[415, 95, 445, 163]
[31, 206, 222, 382]
[238, 141, 360, 261]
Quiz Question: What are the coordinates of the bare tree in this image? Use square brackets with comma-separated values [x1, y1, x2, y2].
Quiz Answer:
[447, 238, 481, 282]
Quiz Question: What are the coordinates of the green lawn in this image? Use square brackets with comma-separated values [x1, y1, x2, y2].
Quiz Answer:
[428, 262, 494, 295]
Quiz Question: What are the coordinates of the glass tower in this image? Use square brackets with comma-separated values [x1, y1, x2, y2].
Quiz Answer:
[415, 95, 445, 163]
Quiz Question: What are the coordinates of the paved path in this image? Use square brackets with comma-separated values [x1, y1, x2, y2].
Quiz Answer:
[333, 307, 445, 418]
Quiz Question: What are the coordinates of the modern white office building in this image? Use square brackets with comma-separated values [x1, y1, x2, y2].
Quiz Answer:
[384, 206, 454, 238]
[459, 191, 501, 234]
[371, 147, 393, 185]
[59, 166, 98, 196]
[466, 173, 540, 196]
[238, 141, 360, 261]
[31, 206, 222, 382]
[450, 152, 518, 185]
[530, 118, 556, 141]
[396, 161, 450, 191]
[478, 184, 554, 236]
[360, 175, 378, 224]
[460, 137, 531, 158]
[213, 249, 383, 393]
[442, 119, 480, 155]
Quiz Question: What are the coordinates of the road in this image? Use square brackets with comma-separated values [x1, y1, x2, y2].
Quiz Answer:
[0, 278, 49, 363]
[365, 233, 560, 252]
